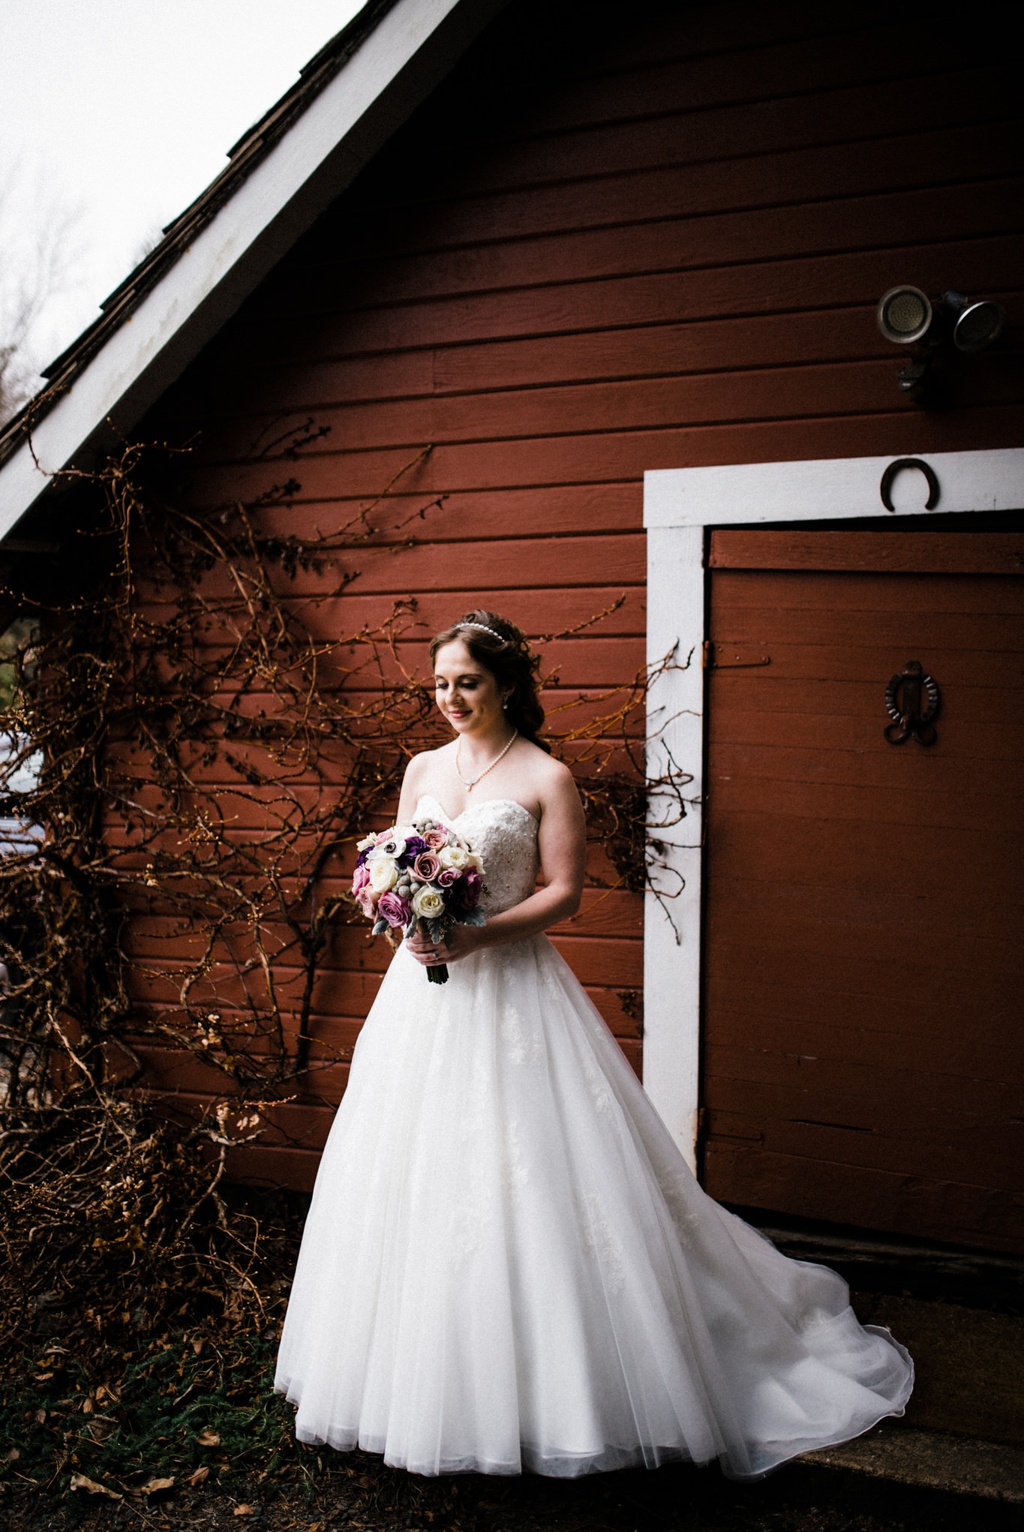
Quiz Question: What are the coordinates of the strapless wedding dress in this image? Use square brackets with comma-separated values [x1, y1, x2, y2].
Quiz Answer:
[275, 794, 912, 1478]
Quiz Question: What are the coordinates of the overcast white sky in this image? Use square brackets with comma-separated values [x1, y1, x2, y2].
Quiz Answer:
[0, 0, 367, 385]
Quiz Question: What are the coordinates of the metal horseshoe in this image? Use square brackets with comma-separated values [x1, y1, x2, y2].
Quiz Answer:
[879, 458, 940, 513]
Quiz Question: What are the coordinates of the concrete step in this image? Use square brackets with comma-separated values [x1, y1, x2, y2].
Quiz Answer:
[802, 1425, 1024, 1506]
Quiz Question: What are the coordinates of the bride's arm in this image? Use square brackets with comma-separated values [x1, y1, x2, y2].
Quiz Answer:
[407, 764, 586, 963]
[395, 751, 431, 824]
[481, 767, 586, 944]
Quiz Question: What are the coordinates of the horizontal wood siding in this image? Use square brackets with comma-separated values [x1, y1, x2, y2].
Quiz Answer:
[136, 0, 1022, 1190]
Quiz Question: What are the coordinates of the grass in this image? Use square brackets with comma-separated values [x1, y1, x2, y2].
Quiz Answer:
[0, 1328, 314, 1516]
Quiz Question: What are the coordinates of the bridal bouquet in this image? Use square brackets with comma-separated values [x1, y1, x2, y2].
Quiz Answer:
[352, 818, 485, 984]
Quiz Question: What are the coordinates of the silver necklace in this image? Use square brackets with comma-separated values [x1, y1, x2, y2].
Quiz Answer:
[455, 729, 518, 791]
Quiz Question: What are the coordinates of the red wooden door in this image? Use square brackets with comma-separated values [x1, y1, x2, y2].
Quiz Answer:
[702, 531, 1024, 1255]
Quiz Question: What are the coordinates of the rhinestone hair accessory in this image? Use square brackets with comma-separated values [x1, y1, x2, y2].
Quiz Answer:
[460, 621, 505, 642]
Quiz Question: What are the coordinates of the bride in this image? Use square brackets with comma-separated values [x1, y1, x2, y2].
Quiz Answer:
[275, 610, 913, 1479]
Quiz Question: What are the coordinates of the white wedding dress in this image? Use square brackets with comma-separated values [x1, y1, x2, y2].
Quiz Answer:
[275, 794, 913, 1479]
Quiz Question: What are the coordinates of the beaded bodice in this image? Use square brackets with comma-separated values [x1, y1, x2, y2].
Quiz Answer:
[414, 794, 539, 915]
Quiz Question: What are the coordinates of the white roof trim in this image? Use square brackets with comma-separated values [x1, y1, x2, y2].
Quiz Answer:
[0, 0, 507, 541]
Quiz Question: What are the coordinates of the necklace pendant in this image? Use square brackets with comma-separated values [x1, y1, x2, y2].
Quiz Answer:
[454, 728, 518, 792]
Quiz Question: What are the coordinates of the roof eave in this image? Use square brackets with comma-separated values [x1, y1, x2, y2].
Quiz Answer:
[0, 0, 508, 544]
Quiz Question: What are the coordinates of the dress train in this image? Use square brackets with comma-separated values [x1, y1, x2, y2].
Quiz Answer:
[275, 796, 912, 1478]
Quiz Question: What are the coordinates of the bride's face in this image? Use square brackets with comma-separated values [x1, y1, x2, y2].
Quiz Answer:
[433, 639, 507, 737]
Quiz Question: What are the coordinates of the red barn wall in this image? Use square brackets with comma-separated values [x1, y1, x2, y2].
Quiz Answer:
[132, 0, 1023, 1190]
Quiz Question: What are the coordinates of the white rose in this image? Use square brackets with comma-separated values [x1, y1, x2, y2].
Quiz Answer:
[466, 851, 484, 872]
[439, 842, 469, 870]
[411, 885, 445, 919]
[369, 857, 398, 893]
[356, 833, 377, 853]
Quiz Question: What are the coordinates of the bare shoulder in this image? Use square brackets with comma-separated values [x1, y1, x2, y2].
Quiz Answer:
[403, 744, 449, 786]
[524, 747, 581, 814]
[397, 744, 451, 818]
[536, 750, 576, 792]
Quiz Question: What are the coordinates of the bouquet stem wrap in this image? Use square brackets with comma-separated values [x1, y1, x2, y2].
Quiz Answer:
[419, 918, 449, 985]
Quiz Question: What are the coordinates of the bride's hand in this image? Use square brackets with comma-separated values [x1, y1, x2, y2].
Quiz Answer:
[405, 925, 483, 965]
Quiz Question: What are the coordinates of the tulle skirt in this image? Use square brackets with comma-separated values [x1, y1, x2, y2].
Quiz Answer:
[275, 935, 912, 1478]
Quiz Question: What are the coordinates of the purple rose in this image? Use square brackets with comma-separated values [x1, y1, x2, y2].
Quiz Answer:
[451, 868, 482, 914]
[437, 866, 459, 888]
[377, 889, 411, 928]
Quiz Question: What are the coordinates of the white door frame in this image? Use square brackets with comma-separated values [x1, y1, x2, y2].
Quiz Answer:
[641, 446, 1024, 1168]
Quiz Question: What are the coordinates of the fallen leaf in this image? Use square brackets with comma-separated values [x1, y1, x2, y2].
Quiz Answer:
[192, 1336, 204, 1355]
[196, 1429, 221, 1447]
[34, 1408, 46, 1424]
[188, 1466, 210, 1486]
[81, 1397, 94, 1415]
[34, 1371, 54, 1381]
[139, 1476, 176, 1495]
[70, 1473, 123, 1500]
[233, 1505, 254, 1518]
[5, 1448, 19, 1462]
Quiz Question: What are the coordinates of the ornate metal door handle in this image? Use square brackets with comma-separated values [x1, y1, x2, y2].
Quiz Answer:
[884, 661, 940, 745]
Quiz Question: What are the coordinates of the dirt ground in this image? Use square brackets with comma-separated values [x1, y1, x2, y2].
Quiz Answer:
[2, 1451, 1018, 1532]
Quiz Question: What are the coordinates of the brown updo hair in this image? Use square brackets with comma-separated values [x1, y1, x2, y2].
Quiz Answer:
[429, 609, 550, 751]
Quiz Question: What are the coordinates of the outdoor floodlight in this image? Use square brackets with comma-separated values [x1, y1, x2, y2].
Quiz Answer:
[944, 291, 1006, 352]
[876, 284, 1007, 400]
[877, 286, 933, 345]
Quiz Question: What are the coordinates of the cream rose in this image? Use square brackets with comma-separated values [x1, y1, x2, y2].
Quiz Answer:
[438, 842, 469, 870]
[411, 884, 445, 920]
[369, 857, 399, 893]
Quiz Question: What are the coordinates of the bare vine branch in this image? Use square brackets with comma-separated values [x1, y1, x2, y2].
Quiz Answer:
[0, 437, 691, 1354]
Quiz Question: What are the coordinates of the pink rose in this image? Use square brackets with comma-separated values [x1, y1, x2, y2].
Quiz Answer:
[414, 852, 441, 882]
[423, 829, 448, 850]
[437, 866, 459, 888]
[377, 890, 411, 928]
[352, 862, 371, 895]
[357, 888, 377, 919]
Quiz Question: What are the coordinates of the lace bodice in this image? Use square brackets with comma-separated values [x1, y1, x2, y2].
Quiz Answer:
[414, 795, 539, 915]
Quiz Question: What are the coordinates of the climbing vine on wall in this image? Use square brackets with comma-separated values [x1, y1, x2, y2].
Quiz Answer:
[0, 437, 692, 1353]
